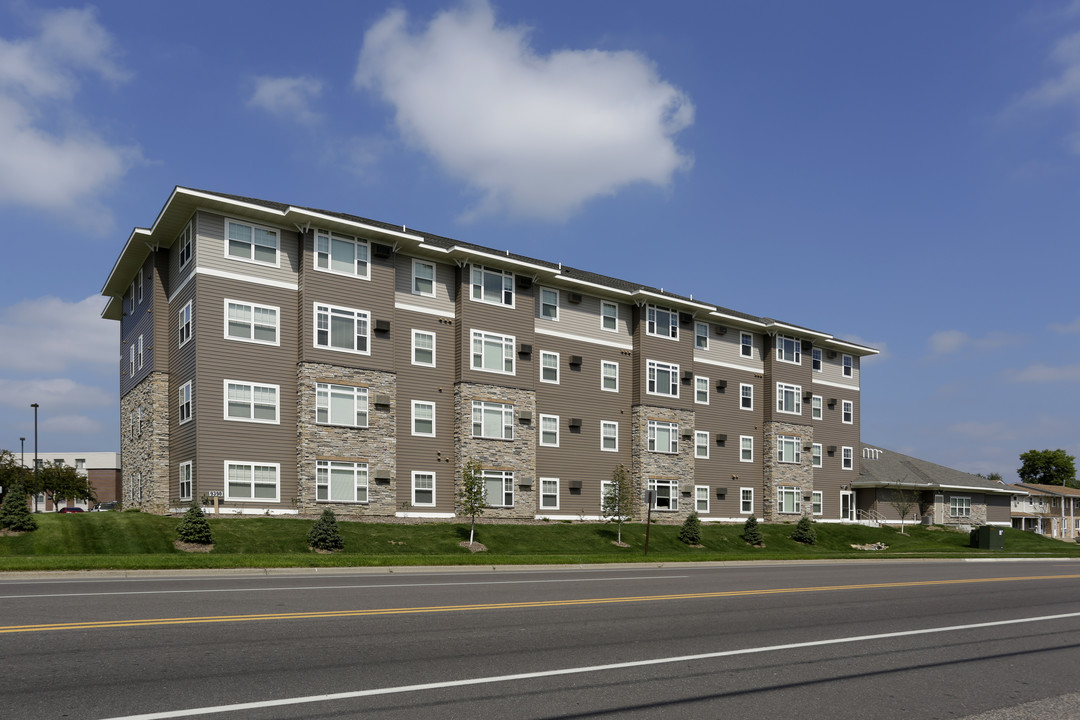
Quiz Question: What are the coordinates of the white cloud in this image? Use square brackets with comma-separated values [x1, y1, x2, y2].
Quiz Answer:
[1011, 363, 1080, 382]
[1050, 316, 1080, 333]
[249, 75, 323, 124]
[354, 1, 694, 220]
[927, 329, 1022, 355]
[0, 295, 117, 373]
[0, 378, 112, 409]
[40, 414, 104, 435]
[1011, 29, 1080, 154]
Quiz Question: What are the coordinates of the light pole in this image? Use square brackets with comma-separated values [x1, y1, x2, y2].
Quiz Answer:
[19, 437, 24, 467]
[31, 404, 38, 512]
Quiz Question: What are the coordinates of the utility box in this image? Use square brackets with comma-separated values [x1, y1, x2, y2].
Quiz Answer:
[970, 526, 1004, 550]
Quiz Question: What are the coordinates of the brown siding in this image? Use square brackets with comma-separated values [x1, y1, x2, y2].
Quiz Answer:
[168, 277, 198, 503]
[456, 266, 536, 390]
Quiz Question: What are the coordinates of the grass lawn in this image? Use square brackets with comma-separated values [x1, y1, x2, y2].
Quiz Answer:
[0, 512, 1077, 571]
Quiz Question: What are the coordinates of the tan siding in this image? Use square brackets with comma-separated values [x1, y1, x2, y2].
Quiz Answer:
[393, 253, 456, 315]
[195, 211, 301, 287]
[167, 213, 196, 298]
[636, 313, 695, 413]
[693, 326, 763, 370]
[457, 267, 536, 390]
[534, 291, 633, 347]
[168, 278, 198, 503]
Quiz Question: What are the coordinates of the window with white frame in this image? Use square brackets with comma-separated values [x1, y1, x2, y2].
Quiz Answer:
[648, 420, 679, 454]
[695, 322, 709, 350]
[649, 479, 678, 510]
[740, 488, 754, 514]
[179, 301, 193, 348]
[178, 381, 192, 425]
[740, 383, 753, 410]
[540, 351, 559, 384]
[777, 486, 801, 514]
[317, 460, 369, 503]
[776, 335, 801, 364]
[811, 395, 823, 420]
[129, 409, 135, 439]
[695, 431, 709, 459]
[472, 400, 514, 440]
[842, 446, 853, 470]
[137, 405, 143, 436]
[129, 343, 135, 376]
[412, 259, 435, 297]
[412, 472, 435, 506]
[179, 461, 192, 501]
[812, 491, 824, 515]
[540, 414, 560, 447]
[483, 470, 514, 507]
[178, 222, 192, 269]
[740, 436, 754, 462]
[412, 330, 435, 367]
[136, 270, 144, 304]
[539, 287, 558, 320]
[226, 462, 279, 502]
[129, 281, 135, 314]
[812, 347, 822, 372]
[137, 335, 144, 370]
[843, 354, 853, 377]
[315, 303, 369, 354]
[601, 301, 618, 331]
[777, 435, 801, 464]
[601, 361, 619, 392]
[695, 376, 709, 404]
[842, 400, 853, 424]
[812, 443, 823, 468]
[315, 229, 368, 279]
[412, 401, 435, 437]
[316, 383, 368, 428]
[226, 300, 279, 345]
[695, 485, 709, 513]
[226, 220, 278, 265]
[646, 304, 678, 339]
[950, 496, 971, 518]
[470, 265, 514, 307]
[540, 478, 559, 510]
[601, 421, 618, 452]
[225, 380, 278, 423]
[740, 332, 753, 358]
[647, 360, 679, 397]
[471, 330, 515, 375]
[776, 383, 801, 414]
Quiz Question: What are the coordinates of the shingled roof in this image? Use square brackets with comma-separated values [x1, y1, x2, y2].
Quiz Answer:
[854, 444, 1022, 495]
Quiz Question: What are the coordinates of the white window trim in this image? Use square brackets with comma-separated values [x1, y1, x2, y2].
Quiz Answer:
[539, 287, 559, 321]
[777, 435, 801, 464]
[740, 435, 754, 463]
[777, 485, 801, 514]
[224, 379, 280, 425]
[472, 400, 514, 440]
[695, 485, 710, 514]
[136, 271, 144, 304]
[179, 461, 193, 501]
[470, 265, 515, 308]
[740, 383, 753, 411]
[776, 334, 801, 364]
[842, 400, 854, 424]
[314, 302, 371, 356]
[314, 229, 369, 280]
[645, 304, 679, 341]
[950, 496, 972, 518]
[470, 329, 516, 376]
[225, 218, 280, 268]
[740, 332, 753, 358]
[129, 343, 135, 376]
[178, 222, 192, 270]
[412, 471, 436, 507]
[648, 478, 679, 511]
[601, 301, 619, 332]
[812, 348, 822, 373]
[316, 383, 369, 429]
[694, 431, 710, 459]
[812, 443, 823, 468]
[646, 359, 680, 398]
[137, 335, 144, 370]
[411, 329, 436, 368]
[129, 281, 135, 314]
[483, 469, 514, 508]
[843, 354, 854, 377]
[539, 414, 560, 448]
[811, 395, 823, 420]
[601, 361, 619, 393]
[842, 446, 854, 470]
[178, 301, 193, 348]
[695, 322, 709, 350]
[812, 491, 824, 516]
[411, 400, 436, 437]
[776, 382, 802, 415]
[540, 477, 560, 511]
[316, 460, 369, 504]
[740, 487, 754, 514]
[539, 351, 560, 385]
[224, 299, 280, 347]
[224, 461, 280, 503]
[601, 421, 619, 452]
[695, 376, 710, 405]
[412, 259, 436, 297]
[647, 420, 679, 454]
[178, 381, 193, 426]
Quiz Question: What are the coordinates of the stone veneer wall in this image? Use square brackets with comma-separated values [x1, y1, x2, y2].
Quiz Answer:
[296, 363, 397, 516]
[631, 405, 696, 522]
[454, 382, 536, 519]
[120, 372, 170, 512]
[762, 419, 814, 522]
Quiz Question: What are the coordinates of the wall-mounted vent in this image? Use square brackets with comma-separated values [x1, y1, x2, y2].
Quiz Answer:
[516, 275, 532, 289]
[568, 418, 582, 428]
[569, 355, 582, 366]
[715, 325, 727, 335]
[518, 343, 532, 355]
[517, 410, 533, 422]
[372, 243, 393, 259]
[679, 312, 693, 325]
[568, 292, 582, 304]
[374, 319, 390, 332]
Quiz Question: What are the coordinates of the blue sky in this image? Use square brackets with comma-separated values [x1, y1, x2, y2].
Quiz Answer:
[1, 0, 1078, 481]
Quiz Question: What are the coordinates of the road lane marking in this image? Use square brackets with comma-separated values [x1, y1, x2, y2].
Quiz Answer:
[101, 608, 1080, 719]
[1, 572, 1078, 635]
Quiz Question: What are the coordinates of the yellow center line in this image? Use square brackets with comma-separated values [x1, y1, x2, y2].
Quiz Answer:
[3, 573, 1079, 634]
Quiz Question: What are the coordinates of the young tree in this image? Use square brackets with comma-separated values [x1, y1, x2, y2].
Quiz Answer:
[1018, 449, 1077, 487]
[307, 508, 344, 551]
[0, 480, 37, 532]
[38, 461, 96, 510]
[678, 511, 702, 545]
[456, 458, 486, 547]
[887, 483, 922, 534]
[175, 503, 214, 545]
[791, 516, 817, 544]
[0, 450, 24, 504]
[601, 464, 634, 545]
[742, 515, 764, 546]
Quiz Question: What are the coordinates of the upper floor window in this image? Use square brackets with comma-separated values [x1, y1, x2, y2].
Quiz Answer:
[316, 383, 368, 428]
[812, 348, 822, 372]
[740, 383, 753, 410]
[226, 300, 279, 346]
[740, 332, 753, 358]
[695, 376, 709, 404]
[740, 436, 754, 462]
[178, 223, 192, 269]
[178, 301, 193, 348]
[695, 322, 709, 350]
[647, 360, 679, 397]
[412, 260, 435, 297]
[136, 271, 144, 304]
[842, 400, 853, 424]
[647, 420, 679, 454]
[776, 383, 802, 415]
[471, 265, 513, 307]
[811, 395, 823, 420]
[472, 400, 514, 440]
[601, 421, 618, 452]
[137, 335, 144, 370]
[315, 303, 369, 355]
[178, 381, 193, 425]
[539, 414, 559, 447]
[412, 401, 435, 437]
[843, 354, 853, 377]
[129, 282, 135, 314]
[471, 330, 515, 375]
[128, 343, 135, 376]
[412, 330, 435, 367]
[315, 229, 368, 279]
[226, 219, 278, 266]
[646, 304, 678, 340]
[812, 443, 823, 468]
[777, 435, 801, 464]
[842, 446, 854, 470]
[601, 301, 618, 332]
[694, 431, 709, 459]
[317, 460, 368, 503]
[539, 287, 559, 320]
[776, 335, 801, 364]
[540, 351, 559, 384]
[601, 361, 619, 392]
[225, 380, 279, 424]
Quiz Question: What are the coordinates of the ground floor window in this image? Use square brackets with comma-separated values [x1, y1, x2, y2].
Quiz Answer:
[540, 478, 559, 510]
[483, 470, 514, 507]
[740, 488, 754, 514]
[777, 485, 801, 514]
[649, 479, 679, 511]
[950, 496, 971, 518]
[412, 472, 435, 506]
[812, 491, 823, 515]
[316, 460, 368, 503]
[695, 485, 709, 513]
[226, 462, 279, 502]
[179, 461, 192, 501]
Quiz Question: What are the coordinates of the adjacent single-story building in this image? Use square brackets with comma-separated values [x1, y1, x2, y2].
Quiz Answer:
[15, 452, 122, 511]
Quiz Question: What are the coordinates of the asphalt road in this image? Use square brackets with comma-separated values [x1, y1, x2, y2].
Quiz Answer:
[3, 560, 1080, 719]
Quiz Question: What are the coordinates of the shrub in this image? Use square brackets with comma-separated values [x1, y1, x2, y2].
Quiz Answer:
[742, 515, 763, 546]
[678, 511, 702, 545]
[175, 504, 213, 545]
[791, 516, 817, 544]
[308, 508, 344, 551]
[0, 481, 37, 532]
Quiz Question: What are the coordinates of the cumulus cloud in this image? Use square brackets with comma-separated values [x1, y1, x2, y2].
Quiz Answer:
[354, 1, 694, 220]
[1012, 29, 1080, 153]
[0, 295, 117, 373]
[0, 6, 138, 223]
[1010, 363, 1080, 382]
[927, 330, 1022, 355]
[0, 378, 112, 409]
[40, 414, 104, 435]
[1050, 316, 1080, 333]
[249, 75, 323, 124]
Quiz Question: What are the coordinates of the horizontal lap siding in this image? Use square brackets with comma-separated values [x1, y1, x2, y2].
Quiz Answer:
[196, 212, 301, 285]
[811, 389, 861, 505]
[457, 272, 535, 390]
[694, 325, 763, 368]
[635, 310, 695, 412]
[169, 278, 198, 503]
[537, 291, 632, 346]
[120, 256, 156, 397]
[393, 254, 456, 314]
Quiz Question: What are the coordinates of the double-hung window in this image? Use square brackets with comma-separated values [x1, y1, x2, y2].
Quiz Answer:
[413, 260, 435, 296]
[740, 332, 753, 358]
[842, 446, 853, 470]
[601, 421, 618, 451]
[776, 383, 801, 414]
[777, 435, 801, 464]
[811, 395, 823, 420]
[471, 265, 514, 307]
[412, 401, 435, 437]
[601, 361, 619, 392]
[317, 460, 368, 503]
[646, 304, 678, 340]
[695, 322, 709, 349]
[226, 300, 279, 345]
[647, 360, 679, 397]
[178, 301, 193, 348]
[471, 330, 515, 375]
[316, 383, 368, 427]
[472, 401, 514, 440]
[136, 271, 144, 304]
[315, 229, 368, 279]
[540, 414, 560, 447]
[226, 462, 279, 502]
[129, 282, 135, 314]
[777, 486, 801, 514]
[137, 335, 144, 370]
[178, 381, 193, 425]
[695, 486, 710, 513]
[540, 351, 559, 383]
[601, 301, 618, 331]
[776, 334, 801, 364]
[225, 380, 279, 423]
[694, 431, 709, 459]
[177, 222, 192, 269]
[483, 470, 514, 507]
[812, 491, 824, 515]
[649, 479, 678, 510]
[812, 443, 823, 468]
[315, 304, 369, 354]
[648, 420, 678, 454]
[740, 436, 754, 462]
[412, 330, 435, 367]
[812, 348, 822, 372]
[740, 383, 753, 410]
[179, 461, 192, 501]
[412, 472, 435, 506]
[540, 478, 559, 510]
[539, 288, 558, 320]
[740, 488, 754, 514]
[843, 354, 853, 377]
[695, 376, 709, 404]
[129, 342, 135, 376]
[842, 400, 853, 424]
[226, 220, 278, 265]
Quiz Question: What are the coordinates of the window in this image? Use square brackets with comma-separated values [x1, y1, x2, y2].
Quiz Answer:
[539, 287, 558, 320]
[843, 354, 853, 377]
[842, 446, 853, 470]
[412, 259, 435, 296]
[777, 486, 801, 514]
[695, 322, 709, 350]
[777, 435, 801, 464]
[950, 496, 971, 518]
[695, 486, 710, 513]
[317, 460, 369, 503]
[649, 479, 678, 510]
[601, 421, 618, 452]
[842, 400, 853, 424]
[812, 348, 822, 372]
[776, 335, 801, 364]
[647, 360, 679, 397]
[137, 335, 144, 370]
[740, 436, 754, 462]
[178, 223, 192, 269]
[740, 332, 753, 358]
[136, 271, 144, 304]
[225, 381, 279, 423]
[471, 330, 515, 375]
[316, 383, 368, 428]
[412, 472, 435, 506]
[540, 478, 559, 510]
[412, 401, 435, 437]
[226, 300, 279, 345]
[776, 383, 801, 415]
[137, 406, 143, 436]
[483, 470, 514, 507]
[540, 414, 560, 447]
[812, 443, 823, 468]
[648, 420, 679, 454]
[315, 229, 368, 279]
[695, 376, 710, 404]
[129, 282, 135, 314]
[812, 491, 824, 516]
[470, 265, 514, 307]
[226, 220, 278, 265]
[129, 343, 135, 376]
[315, 304, 369, 355]
[75, 459, 85, 472]
[179, 461, 192, 501]
[540, 351, 559, 384]
[740, 383, 753, 410]
[601, 301, 618, 332]
[179, 381, 192, 425]
[740, 488, 754, 514]
[129, 409, 135, 439]
[601, 361, 619, 392]
[178, 301, 193, 348]
[472, 401, 514, 440]
[226, 462, 279, 502]
[695, 431, 709, 459]
[412, 330, 435, 367]
[811, 396, 823, 420]
[646, 304, 678, 339]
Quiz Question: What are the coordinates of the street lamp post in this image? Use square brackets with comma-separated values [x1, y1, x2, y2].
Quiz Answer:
[31, 404, 38, 513]
[19, 437, 24, 467]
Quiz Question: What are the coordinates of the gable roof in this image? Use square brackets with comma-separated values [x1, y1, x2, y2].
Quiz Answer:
[1014, 483, 1080, 498]
[853, 444, 1022, 495]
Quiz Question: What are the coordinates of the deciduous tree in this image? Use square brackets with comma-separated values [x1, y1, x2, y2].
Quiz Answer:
[456, 459, 486, 547]
[37, 461, 96, 510]
[887, 482, 922, 534]
[601, 464, 634, 545]
[1018, 449, 1077, 487]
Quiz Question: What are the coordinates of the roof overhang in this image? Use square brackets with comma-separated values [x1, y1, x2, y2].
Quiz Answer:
[850, 479, 1023, 495]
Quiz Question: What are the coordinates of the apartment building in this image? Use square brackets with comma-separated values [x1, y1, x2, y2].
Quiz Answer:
[1011, 484, 1080, 540]
[101, 187, 876, 522]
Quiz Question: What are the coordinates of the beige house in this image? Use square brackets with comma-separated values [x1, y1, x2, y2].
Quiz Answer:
[15, 452, 121, 511]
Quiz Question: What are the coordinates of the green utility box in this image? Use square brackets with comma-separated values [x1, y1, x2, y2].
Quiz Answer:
[970, 525, 1005, 550]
